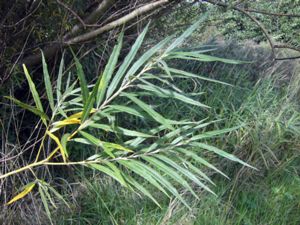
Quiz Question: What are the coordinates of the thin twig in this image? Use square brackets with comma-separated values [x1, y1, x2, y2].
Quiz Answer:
[57, 0, 86, 29]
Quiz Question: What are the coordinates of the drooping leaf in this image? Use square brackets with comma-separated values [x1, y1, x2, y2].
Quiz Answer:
[46, 130, 68, 162]
[192, 142, 256, 169]
[6, 182, 36, 205]
[5, 96, 49, 121]
[122, 93, 174, 130]
[38, 185, 53, 224]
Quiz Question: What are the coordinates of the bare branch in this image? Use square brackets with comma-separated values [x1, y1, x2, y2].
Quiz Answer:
[204, 0, 276, 58]
[66, 0, 169, 45]
[63, 0, 116, 40]
[56, 0, 86, 29]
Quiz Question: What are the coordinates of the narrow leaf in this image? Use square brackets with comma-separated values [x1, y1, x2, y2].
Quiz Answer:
[7, 182, 36, 205]
[106, 24, 149, 98]
[41, 51, 54, 111]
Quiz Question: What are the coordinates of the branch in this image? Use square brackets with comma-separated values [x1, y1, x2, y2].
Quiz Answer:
[204, 0, 276, 58]
[56, 0, 86, 29]
[274, 44, 300, 60]
[66, 0, 169, 45]
[63, 0, 116, 40]
[20, 0, 169, 68]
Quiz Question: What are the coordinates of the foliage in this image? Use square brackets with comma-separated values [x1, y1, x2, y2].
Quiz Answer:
[53, 44, 300, 225]
[1, 17, 253, 224]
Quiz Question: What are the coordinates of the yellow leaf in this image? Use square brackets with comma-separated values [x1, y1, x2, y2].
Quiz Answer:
[6, 182, 36, 205]
[53, 118, 81, 128]
[69, 108, 97, 119]
[46, 130, 68, 162]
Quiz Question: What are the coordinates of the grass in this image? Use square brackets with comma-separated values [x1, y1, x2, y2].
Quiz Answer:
[49, 45, 300, 225]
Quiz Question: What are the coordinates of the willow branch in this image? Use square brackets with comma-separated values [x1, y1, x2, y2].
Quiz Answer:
[63, 0, 116, 40]
[57, 0, 86, 29]
[66, 0, 169, 45]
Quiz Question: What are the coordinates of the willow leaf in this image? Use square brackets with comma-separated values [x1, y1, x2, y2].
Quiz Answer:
[97, 32, 123, 106]
[7, 182, 36, 205]
[41, 51, 54, 111]
[123, 93, 174, 130]
[106, 24, 149, 98]
[5, 96, 49, 121]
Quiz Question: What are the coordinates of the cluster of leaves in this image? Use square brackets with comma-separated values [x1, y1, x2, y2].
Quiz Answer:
[3, 16, 252, 223]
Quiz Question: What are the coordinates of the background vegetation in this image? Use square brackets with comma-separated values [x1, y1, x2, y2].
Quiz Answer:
[1, 1, 300, 224]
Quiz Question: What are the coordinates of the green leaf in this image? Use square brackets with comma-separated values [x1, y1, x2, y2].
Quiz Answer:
[81, 77, 101, 122]
[106, 24, 149, 98]
[122, 93, 174, 130]
[89, 123, 153, 138]
[137, 82, 210, 108]
[38, 185, 53, 224]
[41, 51, 54, 111]
[5, 96, 49, 121]
[192, 142, 256, 169]
[61, 133, 71, 157]
[165, 13, 209, 53]
[190, 126, 242, 141]
[57, 53, 65, 101]
[122, 36, 172, 83]
[79, 131, 132, 157]
[118, 160, 169, 197]
[107, 105, 144, 118]
[168, 67, 231, 86]
[142, 156, 199, 199]
[167, 52, 246, 64]
[70, 49, 89, 106]
[124, 175, 160, 207]
[22, 64, 46, 125]
[89, 163, 127, 187]
[97, 32, 123, 107]
[176, 148, 229, 178]
[155, 154, 215, 186]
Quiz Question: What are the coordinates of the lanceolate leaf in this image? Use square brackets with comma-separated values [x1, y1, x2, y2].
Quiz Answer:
[168, 67, 231, 86]
[106, 24, 149, 98]
[5, 96, 49, 121]
[89, 163, 127, 187]
[89, 123, 153, 138]
[41, 51, 55, 111]
[57, 53, 65, 101]
[97, 32, 123, 107]
[6, 182, 36, 205]
[122, 93, 174, 130]
[46, 131, 68, 162]
[122, 36, 172, 83]
[38, 185, 53, 224]
[142, 156, 199, 198]
[165, 12, 209, 53]
[22, 64, 44, 113]
[71, 49, 89, 106]
[137, 83, 210, 108]
[192, 142, 256, 169]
